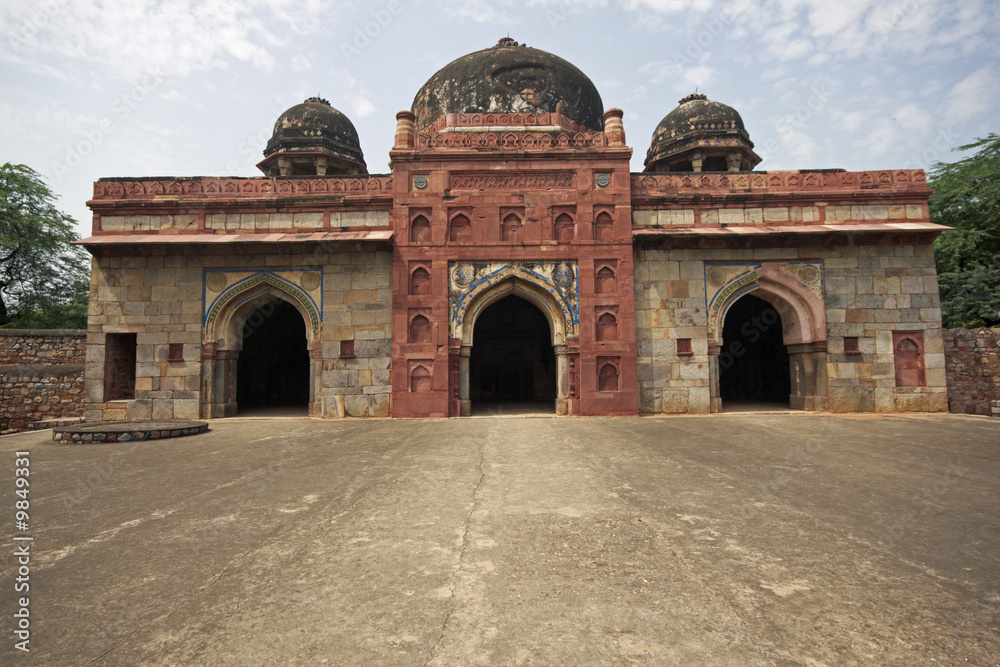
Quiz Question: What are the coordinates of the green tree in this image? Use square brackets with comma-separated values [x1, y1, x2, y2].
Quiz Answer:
[0, 163, 89, 329]
[930, 133, 1000, 328]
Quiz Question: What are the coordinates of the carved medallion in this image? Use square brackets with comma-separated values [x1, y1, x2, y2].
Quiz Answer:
[206, 272, 227, 292]
[453, 264, 474, 288]
[552, 262, 575, 287]
[798, 264, 820, 285]
[706, 266, 728, 287]
[300, 272, 321, 291]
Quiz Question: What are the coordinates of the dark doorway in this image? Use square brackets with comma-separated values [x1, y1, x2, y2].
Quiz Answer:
[719, 294, 791, 409]
[470, 295, 556, 413]
[237, 300, 310, 412]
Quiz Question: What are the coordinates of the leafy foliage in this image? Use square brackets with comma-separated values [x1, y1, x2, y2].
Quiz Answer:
[0, 163, 89, 329]
[930, 134, 1000, 328]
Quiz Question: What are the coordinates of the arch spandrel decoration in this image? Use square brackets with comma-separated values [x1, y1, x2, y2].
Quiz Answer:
[449, 260, 579, 345]
[705, 261, 826, 345]
[203, 270, 322, 341]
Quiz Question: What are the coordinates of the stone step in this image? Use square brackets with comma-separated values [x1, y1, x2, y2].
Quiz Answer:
[28, 417, 85, 431]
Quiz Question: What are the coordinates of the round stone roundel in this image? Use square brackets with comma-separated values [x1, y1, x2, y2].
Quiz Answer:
[453, 264, 474, 288]
[595, 173, 611, 188]
[206, 272, 227, 292]
[798, 264, 820, 285]
[552, 262, 575, 287]
[706, 266, 728, 287]
[413, 175, 428, 190]
[300, 272, 321, 291]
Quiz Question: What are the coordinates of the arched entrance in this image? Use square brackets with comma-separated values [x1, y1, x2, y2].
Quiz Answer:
[707, 263, 829, 413]
[236, 300, 310, 414]
[202, 277, 320, 419]
[719, 293, 791, 409]
[451, 271, 576, 417]
[470, 295, 556, 414]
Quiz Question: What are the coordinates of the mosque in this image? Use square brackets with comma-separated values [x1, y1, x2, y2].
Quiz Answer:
[80, 38, 948, 420]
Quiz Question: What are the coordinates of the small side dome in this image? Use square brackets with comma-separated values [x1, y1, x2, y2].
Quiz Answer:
[644, 93, 760, 173]
[258, 97, 367, 176]
[410, 38, 605, 131]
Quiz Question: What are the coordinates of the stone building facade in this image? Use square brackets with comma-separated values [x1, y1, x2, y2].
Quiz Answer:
[79, 39, 949, 420]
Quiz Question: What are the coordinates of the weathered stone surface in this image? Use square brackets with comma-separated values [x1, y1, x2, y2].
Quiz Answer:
[944, 328, 1000, 415]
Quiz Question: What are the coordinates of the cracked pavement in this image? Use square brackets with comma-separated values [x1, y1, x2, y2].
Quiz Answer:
[1, 413, 999, 665]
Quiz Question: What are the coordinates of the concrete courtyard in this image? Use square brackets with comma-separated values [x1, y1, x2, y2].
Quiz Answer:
[1, 413, 998, 665]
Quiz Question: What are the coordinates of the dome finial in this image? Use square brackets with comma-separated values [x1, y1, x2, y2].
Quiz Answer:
[679, 92, 708, 105]
[496, 37, 518, 47]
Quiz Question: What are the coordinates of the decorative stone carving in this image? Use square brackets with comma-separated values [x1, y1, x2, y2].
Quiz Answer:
[203, 269, 323, 335]
[451, 172, 574, 190]
[448, 260, 579, 341]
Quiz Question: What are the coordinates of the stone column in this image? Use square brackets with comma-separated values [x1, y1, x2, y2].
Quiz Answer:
[707, 339, 721, 413]
[726, 153, 742, 172]
[554, 344, 569, 416]
[459, 345, 472, 417]
[691, 152, 704, 173]
[310, 344, 323, 418]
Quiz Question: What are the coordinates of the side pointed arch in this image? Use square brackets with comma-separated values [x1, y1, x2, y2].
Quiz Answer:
[205, 272, 320, 348]
[708, 263, 825, 346]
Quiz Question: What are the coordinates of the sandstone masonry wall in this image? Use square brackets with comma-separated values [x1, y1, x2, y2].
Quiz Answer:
[0, 330, 86, 431]
[943, 327, 1000, 415]
[633, 243, 948, 414]
[85, 245, 392, 421]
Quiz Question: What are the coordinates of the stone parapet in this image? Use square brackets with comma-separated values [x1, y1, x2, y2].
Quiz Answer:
[91, 175, 393, 201]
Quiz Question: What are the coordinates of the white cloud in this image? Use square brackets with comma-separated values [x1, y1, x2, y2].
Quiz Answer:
[434, 0, 514, 24]
[836, 110, 866, 133]
[946, 67, 1000, 122]
[0, 0, 342, 81]
[639, 59, 717, 94]
[893, 103, 931, 130]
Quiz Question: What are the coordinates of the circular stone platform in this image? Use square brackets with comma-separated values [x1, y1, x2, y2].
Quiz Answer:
[52, 420, 209, 444]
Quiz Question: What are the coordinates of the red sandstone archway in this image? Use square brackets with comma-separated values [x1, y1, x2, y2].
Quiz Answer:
[455, 275, 573, 416]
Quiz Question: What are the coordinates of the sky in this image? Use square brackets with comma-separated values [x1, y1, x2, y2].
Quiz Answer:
[1, 0, 998, 239]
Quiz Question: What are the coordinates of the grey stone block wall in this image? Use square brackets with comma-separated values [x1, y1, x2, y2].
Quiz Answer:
[85, 245, 393, 421]
[633, 242, 948, 415]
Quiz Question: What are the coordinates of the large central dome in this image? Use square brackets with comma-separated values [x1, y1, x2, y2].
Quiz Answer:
[410, 38, 605, 131]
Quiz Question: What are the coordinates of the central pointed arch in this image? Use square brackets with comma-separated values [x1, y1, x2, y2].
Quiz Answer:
[452, 272, 575, 416]
[459, 275, 568, 348]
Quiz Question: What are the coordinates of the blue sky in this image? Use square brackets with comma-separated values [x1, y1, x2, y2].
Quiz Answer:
[2, 0, 998, 238]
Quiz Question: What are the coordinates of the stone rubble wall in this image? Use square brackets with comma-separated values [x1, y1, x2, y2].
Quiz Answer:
[943, 328, 1000, 415]
[0, 330, 86, 431]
